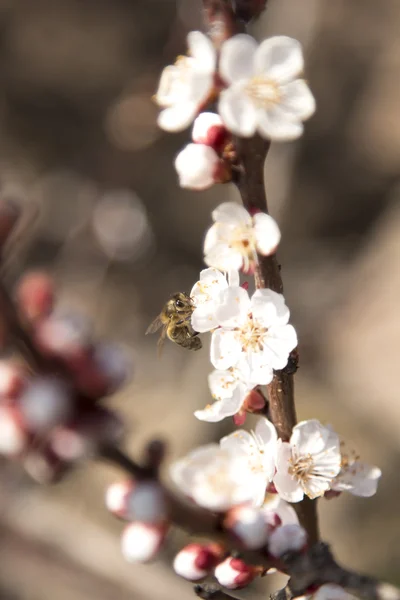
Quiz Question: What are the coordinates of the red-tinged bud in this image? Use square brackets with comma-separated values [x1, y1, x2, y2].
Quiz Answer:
[105, 480, 135, 518]
[241, 281, 249, 291]
[243, 388, 266, 413]
[121, 521, 168, 563]
[192, 113, 229, 152]
[268, 524, 307, 558]
[224, 505, 269, 550]
[16, 272, 54, 321]
[174, 543, 225, 581]
[266, 482, 277, 494]
[0, 361, 26, 399]
[233, 411, 246, 426]
[0, 404, 27, 455]
[214, 557, 258, 589]
[263, 511, 282, 531]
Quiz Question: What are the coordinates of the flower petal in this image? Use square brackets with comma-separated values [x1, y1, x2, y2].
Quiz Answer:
[210, 329, 242, 370]
[280, 79, 316, 120]
[332, 462, 381, 497]
[212, 202, 252, 226]
[158, 103, 198, 132]
[216, 286, 251, 328]
[246, 352, 274, 385]
[220, 429, 254, 456]
[290, 420, 335, 457]
[261, 324, 297, 369]
[191, 267, 228, 303]
[254, 36, 304, 83]
[219, 84, 258, 137]
[273, 441, 304, 503]
[251, 289, 290, 328]
[194, 390, 245, 422]
[208, 369, 239, 400]
[191, 305, 219, 333]
[257, 106, 304, 141]
[262, 495, 299, 526]
[204, 243, 244, 272]
[219, 34, 257, 84]
[253, 213, 281, 255]
[188, 31, 216, 73]
[255, 417, 278, 448]
[170, 444, 220, 495]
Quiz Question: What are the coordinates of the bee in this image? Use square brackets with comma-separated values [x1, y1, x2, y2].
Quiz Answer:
[146, 292, 202, 354]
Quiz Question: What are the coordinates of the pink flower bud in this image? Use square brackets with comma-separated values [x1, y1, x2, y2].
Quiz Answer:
[173, 543, 224, 581]
[0, 405, 27, 455]
[243, 389, 266, 413]
[105, 480, 135, 518]
[0, 361, 26, 398]
[214, 557, 257, 589]
[175, 144, 230, 190]
[268, 524, 307, 558]
[192, 113, 228, 150]
[224, 505, 269, 550]
[121, 522, 167, 563]
[16, 272, 54, 321]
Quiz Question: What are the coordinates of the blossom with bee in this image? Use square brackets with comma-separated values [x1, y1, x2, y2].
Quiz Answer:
[218, 35, 315, 140]
[204, 202, 281, 272]
[190, 267, 239, 333]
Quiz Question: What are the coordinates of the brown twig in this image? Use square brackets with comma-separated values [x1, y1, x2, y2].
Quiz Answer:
[194, 582, 240, 600]
[202, 2, 319, 543]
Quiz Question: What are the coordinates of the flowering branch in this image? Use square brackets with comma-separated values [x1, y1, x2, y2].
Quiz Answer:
[202, 0, 319, 543]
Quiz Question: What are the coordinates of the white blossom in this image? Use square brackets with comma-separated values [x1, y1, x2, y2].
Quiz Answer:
[273, 420, 341, 502]
[175, 143, 221, 190]
[262, 494, 299, 526]
[204, 202, 281, 272]
[331, 450, 381, 498]
[155, 31, 216, 132]
[170, 444, 264, 512]
[194, 360, 252, 423]
[218, 35, 315, 140]
[192, 112, 226, 146]
[225, 504, 270, 549]
[268, 523, 307, 557]
[210, 287, 297, 380]
[121, 522, 166, 563]
[220, 418, 278, 506]
[190, 267, 239, 333]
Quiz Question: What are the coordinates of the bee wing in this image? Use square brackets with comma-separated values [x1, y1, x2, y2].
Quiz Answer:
[157, 326, 167, 358]
[146, 315, 164, 335]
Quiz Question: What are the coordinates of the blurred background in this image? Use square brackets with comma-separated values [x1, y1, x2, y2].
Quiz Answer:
[0, 0, 399, 598]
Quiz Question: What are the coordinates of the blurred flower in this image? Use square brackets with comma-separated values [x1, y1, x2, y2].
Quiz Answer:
[204, 202, 281, 272]
[211, 288, 297, 378]
[190, 267, 239, 333]
[262, 494, 299, 526]
[192, 112, 228, 150]
[331, 448, 381, 497]
[121, 521, 168, 563]
[273, 420, 341, 502]
[220, 418, 278, 506]
[219, 35, 315, 139]
[174, 143, 231, 190]
[224, 504, 270, 549]
[214, 557, 258, 589]
[170, 444, 265, 511]
[155, 31, 216, 132]
[268, 523, 307, 557]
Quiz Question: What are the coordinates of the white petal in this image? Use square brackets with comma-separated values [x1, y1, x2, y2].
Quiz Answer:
[170, 444, 220, 495]
[219, 85, 258, 137]
[221, 429, 254, 455]
[215, 287, 250, 328]
[199, 267, 228, 288]
[188, 31, 216, 73]
[332, 463, 381, 497]
[158, 103, 198, 132]
[261, 324, 297, 369]
[192, 112, 223, 143]
[210, 329, 242, 370]
[247, 353, 274, 385]
[219, 34, 257, 84]
[208, 369, 239, 400]
[194, 391, 245, 422]
[291, 420, 335, 457]
[257, 106, 304, 141]
[273, 442, 304, 503]
[190, 267, 227, 309]
[228, 269, 240, 287]
[280, 79, 316, 120]
[212, 201, 252, 226]
[203, 224, 219, 255]
[255, 417, 278, 447]
[254, 36, 304, 83]
[205, 244, 244, 272]
[175, 143, 219, 190]
[251, 289, 290, 328]
[253, 213, 281, 255]
[262, 495, 299, 526]
[191, 305, 219, 333]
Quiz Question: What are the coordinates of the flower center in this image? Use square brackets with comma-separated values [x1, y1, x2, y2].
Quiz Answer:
[218, 223, 258, 272]
[239, 316, 267, 352]
[245, 77, 281, 108]
[288, 454, 314, 483]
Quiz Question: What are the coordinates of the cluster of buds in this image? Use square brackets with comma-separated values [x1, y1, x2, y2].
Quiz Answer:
[173, 502, 307, 589]
[0, 270, 128, 482]
[175, 113, 234, 190]
[106, 477, 169, 563]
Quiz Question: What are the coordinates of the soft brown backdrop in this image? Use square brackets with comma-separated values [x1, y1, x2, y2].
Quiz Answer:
[0, 1, 399, 598]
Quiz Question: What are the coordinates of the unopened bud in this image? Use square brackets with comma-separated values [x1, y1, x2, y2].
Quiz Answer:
[0, 361, 26, 398]
[19, 377, 73, 433]
[214, 557, 258, 589]
[192, 113, 228, 150]
[224, 505, 269, 550]
[173, 543, 224, 581]
[244, 388, 266, 413]
[105, 480, 135, 517]
[175, 143, 230, 190]
[16, 272, 54, 321]
[126, 480, 167, 524]
[0, 405, 26, 455]
[268, 524, 307, 558]
[121, 522, 167, 563]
